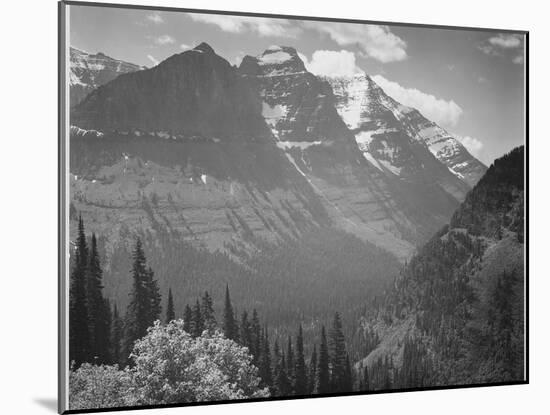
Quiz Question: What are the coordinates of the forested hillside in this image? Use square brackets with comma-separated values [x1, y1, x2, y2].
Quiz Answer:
[358, 146, 525, 388]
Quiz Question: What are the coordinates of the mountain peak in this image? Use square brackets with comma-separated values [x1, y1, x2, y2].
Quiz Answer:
[193, 42, 215, 54]
[239, 45, 306, 77]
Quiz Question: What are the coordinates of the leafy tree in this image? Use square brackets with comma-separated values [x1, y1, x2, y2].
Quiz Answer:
[317, 326, 330, 394]
[294, 325, 307, 395]
[129, 320, 269, 404]
[69, 215, 91, 367]
[223, 285, 238, 341]
[165, 288, 175, 324]
[69, 363, 133, 410]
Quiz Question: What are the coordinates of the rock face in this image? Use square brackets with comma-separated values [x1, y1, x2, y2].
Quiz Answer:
[237, 47, 485, 257]
[73, 43, 268, 140]
[69, 47, 144, 106]
[325, 74, 487, 188]
[69, 43, 487, 272]
[325, 74, 486, 194]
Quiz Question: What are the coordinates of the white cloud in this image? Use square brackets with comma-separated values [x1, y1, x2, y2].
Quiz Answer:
[513, 54, 524, 64]
[154, 35, 175, 45]
[303, 22, 407, 63]
[180, 43, 191, 50]
[189, 14, 299, 37]
[479, 34, 524, 63]
[298, 50, 362, 77]
[372, 74, 463, 128]
[146, 12, 164, 24]
[488, 34, 522, 49]
[147, 54, 159, 66]
[232, 51, 246, 66]
[456, 135, 484, 157]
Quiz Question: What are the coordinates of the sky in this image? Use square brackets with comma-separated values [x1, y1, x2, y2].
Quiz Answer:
[69, 4, 526, 165]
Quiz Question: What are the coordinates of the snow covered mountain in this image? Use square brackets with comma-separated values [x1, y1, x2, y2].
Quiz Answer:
[69, 43, 487, 265]
[326, 74, 486, 188]
[69, 47, 145, 106]
[238, 46, 480, 256]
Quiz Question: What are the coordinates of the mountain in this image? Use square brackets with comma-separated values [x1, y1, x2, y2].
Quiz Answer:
[68, 42, 490, 332]
[239, 46, 483, 255]
[358, 146, 524, 388]
[325, 74, 486, 193]
[70, 43, 405, 327]
[69, 47, 145, 106]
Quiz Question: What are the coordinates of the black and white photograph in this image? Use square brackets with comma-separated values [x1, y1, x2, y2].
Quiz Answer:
[58, 1, 526, 412]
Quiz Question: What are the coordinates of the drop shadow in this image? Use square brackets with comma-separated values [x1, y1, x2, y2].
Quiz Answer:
[34, 398, 57, 413]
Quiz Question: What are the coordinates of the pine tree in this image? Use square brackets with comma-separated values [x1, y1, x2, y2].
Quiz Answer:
[308, 345, 317, 394]
[329, 312, 347, 392]
[123, 237, 161, 363]
[69, 215, 91, 367]
[294, 325, 308, 395]
[145, 266, 162, 323]
[276, 351, 291, 396]
[286, 335, 295, 394]
[259, 327, 273, 388]
[191, 299, 204, 337]
[223, 284, 238, 341]
[165, 288, 175, 324]
[317, 325, 330, 394]
[363, 363, 370, 391]
[110, 304, 123, 366]
[87, 233, 111, 364]
[251, 309, 261, 363]
[343, 353, 353, 392]
[183, 304, 193, 333]
[201, 291, 216, 332]
[240, 311, 251, 350]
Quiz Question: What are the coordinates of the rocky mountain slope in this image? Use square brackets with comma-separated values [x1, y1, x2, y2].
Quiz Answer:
[239, 47, 483, 255]
[326, 74, 486, 192]
[358, 146, 524, 388]
[70, 47, 145, 106]
[68, 43, 489, 325]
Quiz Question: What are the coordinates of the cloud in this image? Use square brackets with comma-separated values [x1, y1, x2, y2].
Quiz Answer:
[298, 50, 362, 77]
[513, 54, 524, 64]
[303, 22, 407, 63]
[147, 54, 159, 66]
[372, 74, 463, 128]
[488, 34, 522, 49]
[189, 14, 300, 37]
[154, 35, 175, 45]
[478, 33, 524, 62]
[180, 43, 191, 50]
[146, 12, 164, 24]
[456, 135, 483, 157]
[232, 51, 246, 66]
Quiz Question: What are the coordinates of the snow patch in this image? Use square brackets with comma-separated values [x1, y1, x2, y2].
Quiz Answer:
[259, 51, 293, 65]
[276, 141, 322, 150]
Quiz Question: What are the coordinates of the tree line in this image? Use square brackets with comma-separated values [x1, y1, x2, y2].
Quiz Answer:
[70, 216, 359, 397]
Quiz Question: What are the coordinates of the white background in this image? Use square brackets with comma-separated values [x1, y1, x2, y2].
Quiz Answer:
[1, 0, 545, 413]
